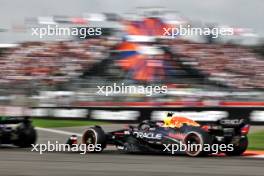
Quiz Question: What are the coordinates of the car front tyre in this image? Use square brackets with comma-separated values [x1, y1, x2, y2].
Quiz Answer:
[82, 126, 106, 153]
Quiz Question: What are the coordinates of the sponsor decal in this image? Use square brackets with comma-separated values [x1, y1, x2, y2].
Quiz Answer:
[219, 119, 243, 125]
[133, 131, 162, 140]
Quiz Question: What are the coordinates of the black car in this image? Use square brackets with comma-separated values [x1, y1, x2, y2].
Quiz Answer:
[0, 116, 37, 147]
[71, 116, 249, 157]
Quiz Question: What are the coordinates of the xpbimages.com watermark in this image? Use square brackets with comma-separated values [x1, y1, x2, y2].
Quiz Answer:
[163, 24, 234, 38]
[31, 141, 101, 154]
[96, 83, 168, 96]
[31, 25, 102, 38]
[163, 142, 234, 154]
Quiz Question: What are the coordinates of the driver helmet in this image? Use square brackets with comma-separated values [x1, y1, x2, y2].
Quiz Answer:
[163, 112, 174, 127]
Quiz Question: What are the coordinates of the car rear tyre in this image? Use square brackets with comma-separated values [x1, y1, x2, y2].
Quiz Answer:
[225, 136, 248, 156]
[82, 126, 106, 152]
[183, 127, 212, 157]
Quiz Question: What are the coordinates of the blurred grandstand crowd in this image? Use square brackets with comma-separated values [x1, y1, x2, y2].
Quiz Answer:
[0, 39, 113, 86]
[0, 30, 264, 106]
[171, 40, 264, 89]
[0, 11, 264, 105]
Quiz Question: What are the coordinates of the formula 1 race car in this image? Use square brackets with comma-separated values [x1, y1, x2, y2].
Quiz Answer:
[68, 113, 250, 157]
[0, 116, 37, 147]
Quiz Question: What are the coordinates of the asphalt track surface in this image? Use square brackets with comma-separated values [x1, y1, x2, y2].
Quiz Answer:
[0, 125, 264, 176]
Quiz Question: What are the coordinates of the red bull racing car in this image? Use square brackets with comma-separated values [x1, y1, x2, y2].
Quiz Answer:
[68, 113, 250, 157]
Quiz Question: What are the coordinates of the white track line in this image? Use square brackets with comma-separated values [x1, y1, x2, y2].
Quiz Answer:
[246, 155, 264, 158]
[36, 127, 82, 137]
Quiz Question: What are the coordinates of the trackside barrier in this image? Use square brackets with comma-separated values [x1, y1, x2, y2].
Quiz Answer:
[30, 106, 264, 125]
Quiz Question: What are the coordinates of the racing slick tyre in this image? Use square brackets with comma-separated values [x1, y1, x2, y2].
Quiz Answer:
[82, 126, 106, 153]
[183, 127, 212, 157]
[225, 136, 248, 156]
[13, 123, 37, 148]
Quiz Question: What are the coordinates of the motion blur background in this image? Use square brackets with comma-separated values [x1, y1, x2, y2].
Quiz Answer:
[0, 0, 264, 112]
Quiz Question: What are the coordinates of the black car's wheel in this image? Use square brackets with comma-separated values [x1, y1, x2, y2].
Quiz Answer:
[225, 136, 248, 156]
[183, 127, 212, 157]
[82, 126, 106, 152]
[13, 123, 37, 148]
